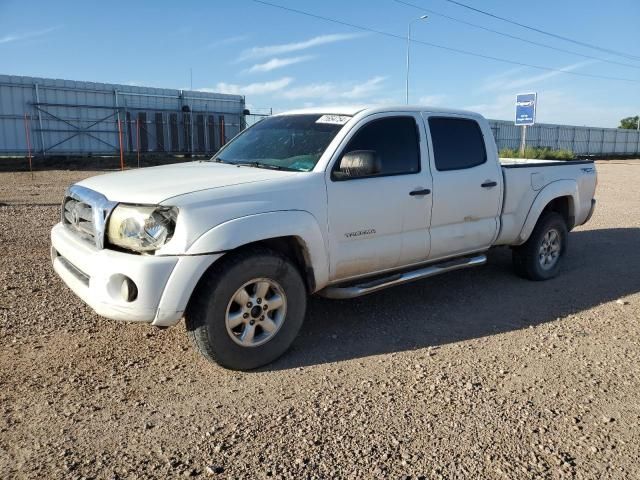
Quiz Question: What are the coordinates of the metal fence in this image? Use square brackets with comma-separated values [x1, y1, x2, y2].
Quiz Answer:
[2, 76, 639, 159]
[0, 74, 245, 158]
[488, 119, 640, 156]
[244, 107, 272, 128]
[231, 111, 640, 157]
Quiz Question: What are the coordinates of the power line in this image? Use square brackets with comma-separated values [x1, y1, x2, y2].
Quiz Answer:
[394, 0, 640, 70]
[441, 0, 640, 62]
[248, 0, 640, 85]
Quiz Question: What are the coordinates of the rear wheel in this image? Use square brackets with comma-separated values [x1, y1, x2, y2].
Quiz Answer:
[185, 247, 307, 370]
[512, 212, 568, 281]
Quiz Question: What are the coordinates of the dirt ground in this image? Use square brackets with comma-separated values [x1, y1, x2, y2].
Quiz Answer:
[1, 161, 639, 479]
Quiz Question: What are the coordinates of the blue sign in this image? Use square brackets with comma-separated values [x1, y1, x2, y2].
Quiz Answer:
[515, 92, 537, 126]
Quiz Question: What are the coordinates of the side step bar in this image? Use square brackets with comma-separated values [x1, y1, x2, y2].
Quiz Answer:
[318, 254, 487, 299]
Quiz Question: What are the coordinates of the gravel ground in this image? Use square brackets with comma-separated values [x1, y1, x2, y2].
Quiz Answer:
[1, 161, 639, 479]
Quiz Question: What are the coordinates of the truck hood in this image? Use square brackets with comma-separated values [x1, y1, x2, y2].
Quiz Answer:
[76, 161, 293, 204]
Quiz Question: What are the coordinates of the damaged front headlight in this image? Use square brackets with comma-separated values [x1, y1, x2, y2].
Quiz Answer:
[106, 204, 178, 253]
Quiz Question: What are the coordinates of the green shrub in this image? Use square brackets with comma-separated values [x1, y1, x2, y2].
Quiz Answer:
[499, 147, 575, 160]
[499, 148, 518, 158]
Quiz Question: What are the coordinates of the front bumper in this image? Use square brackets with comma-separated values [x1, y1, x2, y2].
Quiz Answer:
[51, 223, 222, 326]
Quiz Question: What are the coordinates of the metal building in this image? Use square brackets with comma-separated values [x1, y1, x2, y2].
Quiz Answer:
[0, 74, 245, 158]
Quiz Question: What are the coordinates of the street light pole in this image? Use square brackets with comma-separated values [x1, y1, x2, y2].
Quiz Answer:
[406, 14, 428, 105]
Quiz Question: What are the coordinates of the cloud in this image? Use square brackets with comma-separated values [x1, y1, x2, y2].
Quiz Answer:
[247, 56, 314, 73]
[200, 75, 385, 103]
[0, 27, 59, 45]
[282, 76, 386, 101]
[463, 94, 514, 120]
[480, 66, 529, 85]
[281, 82, 333, 100]
[239, 33, 365, 60]
[417, 94, 448, 106]
[479, 60, 597, 93]
[201, 77, 294, 96]
[206, 35, 248, 49]
[341, 76, 386, 99]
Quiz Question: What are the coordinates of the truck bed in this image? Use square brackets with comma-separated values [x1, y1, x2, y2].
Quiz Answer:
[495, 158, 597, 246]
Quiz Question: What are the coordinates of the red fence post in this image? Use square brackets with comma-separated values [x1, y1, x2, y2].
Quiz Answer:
[219, 116, 225, 147]
[136, 117, 141, 168]
[117, 118, 125, 170]
[23, 113, 33, 179]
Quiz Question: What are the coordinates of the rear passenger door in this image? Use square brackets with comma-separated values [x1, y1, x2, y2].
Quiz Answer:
[424, 114, 502, 259]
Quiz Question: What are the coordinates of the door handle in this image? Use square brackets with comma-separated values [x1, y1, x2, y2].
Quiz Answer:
[409, 188, 431, 196]
[481, 181, 497, 188]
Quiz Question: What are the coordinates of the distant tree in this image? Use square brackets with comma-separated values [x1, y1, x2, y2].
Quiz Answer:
[619, 116, 640, 129]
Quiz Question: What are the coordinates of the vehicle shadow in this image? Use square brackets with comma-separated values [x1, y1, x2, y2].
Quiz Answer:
[267, 227, 640, 371]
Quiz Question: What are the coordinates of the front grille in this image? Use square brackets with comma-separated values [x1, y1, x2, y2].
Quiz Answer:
[60, 185, 118, 249]
[62, 197, 96, 244]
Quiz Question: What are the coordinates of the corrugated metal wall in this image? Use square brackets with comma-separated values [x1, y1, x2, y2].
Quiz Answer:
[0, 74, 245, 156]
[2, 77, 638, 157]
[488, 119, 640, 155]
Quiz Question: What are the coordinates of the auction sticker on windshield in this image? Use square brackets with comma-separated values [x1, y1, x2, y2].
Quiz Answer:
[316, 114, 351, 125]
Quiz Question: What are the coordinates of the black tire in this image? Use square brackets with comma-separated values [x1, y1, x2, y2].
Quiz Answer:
[185, 247, 307, 370]
[512, 212, 568, 281]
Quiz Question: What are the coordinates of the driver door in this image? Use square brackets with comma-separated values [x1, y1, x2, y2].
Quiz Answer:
[325, 113, 433, 281]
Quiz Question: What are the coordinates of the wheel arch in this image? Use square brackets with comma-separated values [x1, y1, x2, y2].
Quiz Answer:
[517, 180, 578, 244]
[186, 210, 329, 292]
[543, 195, 575, 229]
[228, 235, 318, 292]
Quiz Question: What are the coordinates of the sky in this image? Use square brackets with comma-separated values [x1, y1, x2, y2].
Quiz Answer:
[1, 0, 639, 127]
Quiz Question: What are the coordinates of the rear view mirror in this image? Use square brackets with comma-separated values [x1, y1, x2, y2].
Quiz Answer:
[335, 150, 381, 179]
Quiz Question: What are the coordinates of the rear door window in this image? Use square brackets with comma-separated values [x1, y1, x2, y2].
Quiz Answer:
[428, 117, 487, 171]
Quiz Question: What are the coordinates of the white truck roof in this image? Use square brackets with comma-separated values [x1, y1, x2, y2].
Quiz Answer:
[277, 105, 484, 119]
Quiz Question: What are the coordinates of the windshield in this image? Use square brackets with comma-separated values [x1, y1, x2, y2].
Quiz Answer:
[211, 114, 350, 172]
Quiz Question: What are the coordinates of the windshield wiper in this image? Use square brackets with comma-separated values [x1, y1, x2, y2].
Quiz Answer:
[233, 161, 296, 171]
[207, 158, 296, 171]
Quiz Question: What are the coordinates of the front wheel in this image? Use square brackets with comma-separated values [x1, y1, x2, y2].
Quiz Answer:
[512, 212, 568, 281]
[185, 248, 307, 370]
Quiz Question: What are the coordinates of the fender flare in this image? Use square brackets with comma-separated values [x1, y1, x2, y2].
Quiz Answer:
[187, 210, 329, 291]
[517, 180, 578, 244]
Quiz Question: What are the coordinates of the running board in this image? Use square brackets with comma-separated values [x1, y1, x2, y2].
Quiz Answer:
[318, 254, 487, 299]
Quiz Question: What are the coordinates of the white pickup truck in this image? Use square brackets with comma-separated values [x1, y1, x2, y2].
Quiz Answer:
[51, 106, 597, 369]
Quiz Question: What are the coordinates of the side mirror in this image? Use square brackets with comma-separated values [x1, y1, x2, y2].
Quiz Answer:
[335, 150, 381, 179]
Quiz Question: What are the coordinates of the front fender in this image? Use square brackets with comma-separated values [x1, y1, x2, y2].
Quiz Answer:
[517, 180, 578, 244]
[187, 210, 329, 291]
